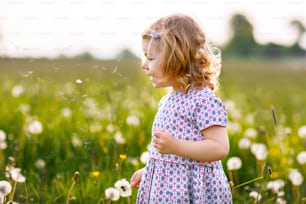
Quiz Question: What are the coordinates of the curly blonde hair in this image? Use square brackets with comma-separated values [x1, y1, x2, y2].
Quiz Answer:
[142, 13, 222, 93]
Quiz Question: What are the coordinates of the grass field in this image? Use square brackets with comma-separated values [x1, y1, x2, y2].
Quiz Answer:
[0, 57, 305, 203]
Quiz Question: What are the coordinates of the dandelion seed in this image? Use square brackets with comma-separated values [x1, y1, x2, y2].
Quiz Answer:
[105, 187, 120, 201]
[298, 125, 306, 139]
[114, 178, 132, 197]
[297, 151, 306, 165]
[0, 180, 12, 196]
[226, 156, 242, 171]
[27, 120, 43, 135]
[114, 132, 126, 144]
[238, 138, 251, 149]
[126, 115, 140, 126]
[140, 151, 150, 164]
[11, 85, 24, 97]
[288, 169, 304, 186]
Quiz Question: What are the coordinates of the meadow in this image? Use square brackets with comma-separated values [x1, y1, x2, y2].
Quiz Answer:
[0, 57, 305, 203]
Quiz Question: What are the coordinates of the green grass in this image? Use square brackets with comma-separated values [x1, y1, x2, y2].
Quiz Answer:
[0, 57, 305, 203]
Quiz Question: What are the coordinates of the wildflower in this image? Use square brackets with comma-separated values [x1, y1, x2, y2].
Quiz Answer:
[251, 143, 268, 160]
[297, 151, 306, 165]
[91, 171, 100, 177]
[126, 115, 140, 126]
[238, 138, 251, 149]
[267, 179, 285, 193]
[11, 85, 24, 97]
[140, 151, 150, 164]
[10, 168, 26, 183]
[35, 159, 46, 170]
[27, 120, 43, 135]
[298, 125, 306, 138]
[288, 169, 304, 186]
[114, 132, 126, 144]
[105, 187, 120, 201]
[249, 191, 261, 201]
[61, 107, 72, 118]
[114, 178, 132, 197]
[227, 157, 242, 171]
[0, 180, 12, 196]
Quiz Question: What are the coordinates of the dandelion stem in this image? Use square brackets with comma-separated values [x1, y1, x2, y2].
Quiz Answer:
[9, 181, 17, 201]
[233, 176, 263, 189]
[66, 171, 79, 204]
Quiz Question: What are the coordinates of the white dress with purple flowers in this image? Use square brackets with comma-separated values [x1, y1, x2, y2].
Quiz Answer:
[136, 87, 232, 204]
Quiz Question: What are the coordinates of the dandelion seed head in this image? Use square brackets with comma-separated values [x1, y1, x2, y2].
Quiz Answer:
[11, 85, 25, 97]
[276, 197, 287, 204]
[106, 124, 115, 132]
[35, 159, 46, 170]
[226, 156, 242, 170]
[10, 168, 26, 183]
[244, 128, 257, 139]
[267, 179, 285, 193]
[18, 104, 31, 113]
[251, 143, 268, 160]
[0, 180, 12, 196]
[114, 178, 132, 197]
[298, 125, 306, 138]
[75, 79, 82, 84]
[140, 151, 150, 164]
[0, 130, 6, 142]
[249, 191, 261, 201]
[126, 115, 140, 126]
[297, 151, 306, 165]
[288, 168, 303, 186]
[61, 107, 72, 118]
[227, 122, 241, 134]
[114, 132, 126, 144]
[105, 187, 120, 201]
[27, 120, 43, 135]
[72, 135, 82, 148]
[238, 138, 251, 149]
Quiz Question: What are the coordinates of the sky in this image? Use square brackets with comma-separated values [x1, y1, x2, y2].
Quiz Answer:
[0, 0, 305, 59]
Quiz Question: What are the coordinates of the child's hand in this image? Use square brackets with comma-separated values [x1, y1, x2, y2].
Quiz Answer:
[153, 129, 178, 154]
[130, 168, 144, 188]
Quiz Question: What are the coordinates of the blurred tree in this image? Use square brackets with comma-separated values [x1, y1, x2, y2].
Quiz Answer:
[288, 19, 306, 56]
[223, 14, 259, 57]
[116, 48, 137, 60]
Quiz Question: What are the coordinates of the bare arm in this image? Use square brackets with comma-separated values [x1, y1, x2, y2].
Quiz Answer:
[153, 126, 230, 162]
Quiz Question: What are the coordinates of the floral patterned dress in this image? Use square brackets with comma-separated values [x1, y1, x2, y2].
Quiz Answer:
[136, 87, 232, 204]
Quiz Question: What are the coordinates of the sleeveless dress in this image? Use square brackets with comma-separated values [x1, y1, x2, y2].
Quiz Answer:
[136, 87, 232, 204]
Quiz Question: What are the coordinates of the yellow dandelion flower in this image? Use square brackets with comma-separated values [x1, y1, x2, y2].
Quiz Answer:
[91, 171, 100, 177]
[120, 154, 127, 160]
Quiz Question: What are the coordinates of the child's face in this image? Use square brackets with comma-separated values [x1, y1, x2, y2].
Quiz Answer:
[141, 39, 171, 88]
